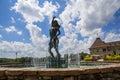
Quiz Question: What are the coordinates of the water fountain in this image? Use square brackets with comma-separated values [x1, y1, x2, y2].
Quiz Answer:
[32, 50, 80, 68]
[68, 53, 80, 68]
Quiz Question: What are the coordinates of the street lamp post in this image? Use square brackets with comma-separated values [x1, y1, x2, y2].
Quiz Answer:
[16, 52, 18, 61]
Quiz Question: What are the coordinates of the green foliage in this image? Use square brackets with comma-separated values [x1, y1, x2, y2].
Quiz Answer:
[64, 54, 68, 59]
[84, 56, 92, 61]
[0, 58, 15, 63]
[106, 56, 112, 60]
[116, 56, 120, 60]
[106, 55, 120, 60]
[79, 52, 88, 60]
[0, 57, 33, 63]
[69, 53, 76, 58]
[19, 57, 33, 63]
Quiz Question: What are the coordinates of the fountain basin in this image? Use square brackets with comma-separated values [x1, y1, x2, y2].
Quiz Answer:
[0, 64, 120, 80]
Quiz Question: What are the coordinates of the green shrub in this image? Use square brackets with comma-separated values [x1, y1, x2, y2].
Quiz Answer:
[115, 56, 120, 60]
[106, 55, 120, 60]
[106, 56, 112, 60]
[84, 56, 92, 61]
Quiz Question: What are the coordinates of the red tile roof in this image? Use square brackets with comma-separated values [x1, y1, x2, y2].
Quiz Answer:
[89, 38, 120, 49]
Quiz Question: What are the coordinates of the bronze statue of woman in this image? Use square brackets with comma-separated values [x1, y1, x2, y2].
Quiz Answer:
[48, 16, 61, 59]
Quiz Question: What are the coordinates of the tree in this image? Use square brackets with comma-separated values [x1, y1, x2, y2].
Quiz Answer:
[79, 52, 88, 60]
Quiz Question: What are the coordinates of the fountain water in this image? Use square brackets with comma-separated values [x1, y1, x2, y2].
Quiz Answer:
[32, 57, 46, 68]
[32, 51, 68, 68]
[68, 53, 80, 68]
[67, 49, 80, 68]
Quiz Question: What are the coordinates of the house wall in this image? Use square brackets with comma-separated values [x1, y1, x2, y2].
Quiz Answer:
[90, 45, 120, 57]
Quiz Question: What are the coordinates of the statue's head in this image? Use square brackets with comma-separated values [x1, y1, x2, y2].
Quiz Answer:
[54, 20, 58, 23]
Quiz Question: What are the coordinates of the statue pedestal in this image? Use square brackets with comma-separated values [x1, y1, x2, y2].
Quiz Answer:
[46, 58, 68, 68]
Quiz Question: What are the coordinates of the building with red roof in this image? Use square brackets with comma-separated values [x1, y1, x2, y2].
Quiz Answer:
[89, 38, 120, 58]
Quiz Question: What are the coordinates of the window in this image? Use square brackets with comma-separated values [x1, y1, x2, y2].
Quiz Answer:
[103, 48, 106, 52]
[113, 51, 117, 55]
[96, 49, 99, 52]
[119, 48, 120, 50]
[107, 47, 111, 51]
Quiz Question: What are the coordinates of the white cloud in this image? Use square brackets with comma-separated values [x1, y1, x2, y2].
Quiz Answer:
[5, 26, 22, 35]
[11, 0, 44, 23]
[105, 32, 120, 42]
[23, 38, 25, 41]
[60, 0, 120, 37]
[0, 34, 2, 38]
[0, 25, 3, 40]
[0, 40, 49, 58]
[11, 17, 15, 23]
[26, 23, 49, 57]
[17, 31, 22, 35]
[0, 25, 3, 29]
[59, 33, 99, 55]
[59, 0, 120, 54]
[11, 0, 60, 23]
[5, 26, 17, 32]
[18, 18, 25, 23]
[0, 41, 35, 58]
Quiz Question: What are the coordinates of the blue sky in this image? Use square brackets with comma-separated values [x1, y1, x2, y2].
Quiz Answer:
[0, 0, 120, 58]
